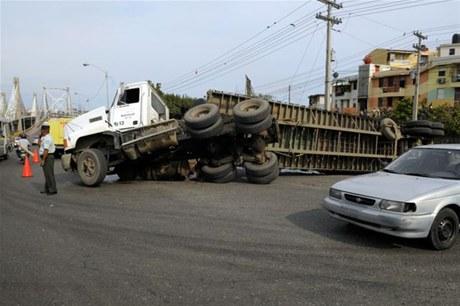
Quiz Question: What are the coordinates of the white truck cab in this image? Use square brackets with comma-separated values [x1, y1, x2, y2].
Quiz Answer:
[64, 81, 169, 151]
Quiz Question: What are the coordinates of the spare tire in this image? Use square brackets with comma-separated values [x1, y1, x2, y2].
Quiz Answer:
[236, 115, 273, 134]
[233, 99, 270, 124]
[184, 104, 220, 130]
[380, 118, 398, 141]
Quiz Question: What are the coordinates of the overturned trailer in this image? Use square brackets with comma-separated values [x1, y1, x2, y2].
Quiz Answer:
[208, 90, 404, 173]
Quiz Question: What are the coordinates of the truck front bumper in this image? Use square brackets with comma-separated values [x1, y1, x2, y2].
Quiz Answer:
[322, 196, 434, 238]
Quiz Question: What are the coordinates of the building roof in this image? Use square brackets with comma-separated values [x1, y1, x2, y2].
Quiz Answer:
[372, 69, 411, 78]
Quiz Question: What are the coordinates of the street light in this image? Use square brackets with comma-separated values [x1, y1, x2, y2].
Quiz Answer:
[82, 63, 110, 109]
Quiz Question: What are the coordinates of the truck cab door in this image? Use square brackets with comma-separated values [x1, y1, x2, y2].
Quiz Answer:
[109, 86, 142, 130]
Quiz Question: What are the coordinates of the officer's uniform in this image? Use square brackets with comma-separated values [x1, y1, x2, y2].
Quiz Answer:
[40, 133, 57, 194]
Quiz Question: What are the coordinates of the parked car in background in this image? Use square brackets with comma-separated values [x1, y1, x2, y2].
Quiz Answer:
[323, 144, 460, 250]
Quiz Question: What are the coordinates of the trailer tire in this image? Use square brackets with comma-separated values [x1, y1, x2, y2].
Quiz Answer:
[380, 118, 398, 141]
[188, 117, 224, 139]
[431, 129, 445, 137]
[77, 149, 107, 187]
[201, 162, 234, 180]
[244, 152, 278, 177]
[405, 127, 432, 136]
[208, 169, 236, 183]
[233, 99, 271, 124]
[247, 167, 279, 184]
[184, 104, 220, 129]
[236, 115, 273, 134]
[431, 122, 444, 129]
[405, 120, 432, 128]
[210, 155, 234, 167]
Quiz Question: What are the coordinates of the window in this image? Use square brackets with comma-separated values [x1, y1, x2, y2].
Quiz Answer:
[438, 70, 446, 77]
[119, 88, 140, 105]
[379, 78, 384, 88]
[437, 88, 445, 99]
[352, 82, 357, 90]
[378, 98, 384, 107]
[449, 48, 455, 56]
[455, 88, 460, 104]
[399, 78, 406, 88]
[151, 92, 166, 116]
[387, 97, 393, 108]
[388, 77, 394, 87]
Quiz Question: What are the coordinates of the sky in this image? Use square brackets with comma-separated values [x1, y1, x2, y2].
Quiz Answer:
[1, 0, 460, 111]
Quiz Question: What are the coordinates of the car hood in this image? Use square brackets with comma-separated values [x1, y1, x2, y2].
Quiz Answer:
[333, 171, 459, 202]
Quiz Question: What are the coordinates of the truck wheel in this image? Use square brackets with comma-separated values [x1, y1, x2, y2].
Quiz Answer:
[428, 208, 459, 250]
[77, 149, 107, 187]
[431, 122, 444, 129]
[115, 163, 138, 181]
[201, 162, 234, 180]
[208, 169, 236, 183]
[188, 117, 224, 139]
[184, 104, 220, 129]
[405, 127, 432, 137]
[247, 167, 279, 184]
[431, 129, 445, 137]
[236, 115, 273, 134]
[405, 120, 432, 128]
[244, 152, 278, 177]
[233, 99, 270, 124]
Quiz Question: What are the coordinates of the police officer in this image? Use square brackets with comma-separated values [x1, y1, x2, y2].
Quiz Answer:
[39, 122, 57, 195]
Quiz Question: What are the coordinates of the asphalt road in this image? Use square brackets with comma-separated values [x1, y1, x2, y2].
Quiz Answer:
[1, 155, 460, 305]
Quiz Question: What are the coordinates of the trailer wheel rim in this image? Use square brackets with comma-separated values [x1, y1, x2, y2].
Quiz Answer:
[438, 218, 454, 242]
[82, 157, 96, 177]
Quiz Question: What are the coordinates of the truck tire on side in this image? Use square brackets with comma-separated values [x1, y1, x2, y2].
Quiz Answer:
[209, 168, 236, 183]
[201, 162, 234, 180]
[188, 117, 224, 139]
[431, 122, 445, 129]
[431, 129, 445, 137]
[77, 149, 108, 187]
[236, 115, 273, 134]
[405, 127, 432, 137]
[184, 104, 220, 130]
[244, 152, 278, 177]
[233, 99, 270, 124]
[428, 207, 459, 250]
[405, 120, 432, 128]
[247, 167, 279, 184]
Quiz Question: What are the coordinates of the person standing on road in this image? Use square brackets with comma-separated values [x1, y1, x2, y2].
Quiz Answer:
[39, 122, 57, 195]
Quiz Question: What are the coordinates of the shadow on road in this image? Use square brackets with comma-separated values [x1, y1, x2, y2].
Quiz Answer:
[286, 208, 430, 250]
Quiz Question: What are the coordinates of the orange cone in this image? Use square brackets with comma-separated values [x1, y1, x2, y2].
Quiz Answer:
[22, 155, 33, 177]
[32, 149, 40, 164]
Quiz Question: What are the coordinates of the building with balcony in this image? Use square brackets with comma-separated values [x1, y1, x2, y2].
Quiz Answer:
[332, 75, 358, 114]
[308, 94, 325, 109]
[366, 48, 432, 69]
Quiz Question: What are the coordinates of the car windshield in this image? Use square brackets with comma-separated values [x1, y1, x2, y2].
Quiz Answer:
[384, 148, 460, 180]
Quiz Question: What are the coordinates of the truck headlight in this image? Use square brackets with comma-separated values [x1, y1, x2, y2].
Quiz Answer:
[329, 188, 342, 199]
[380, 200, 416, 212]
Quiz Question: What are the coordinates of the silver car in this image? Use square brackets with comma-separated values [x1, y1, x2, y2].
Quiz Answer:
[323, 144, 460, 250]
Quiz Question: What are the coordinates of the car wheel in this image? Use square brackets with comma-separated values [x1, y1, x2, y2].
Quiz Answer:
[233, 99, 270, 124]
[428, 208, 459, 250]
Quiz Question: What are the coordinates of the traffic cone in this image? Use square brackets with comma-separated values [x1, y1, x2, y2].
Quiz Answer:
[32, 149, 40, 164]
[22, 155, 33, 178]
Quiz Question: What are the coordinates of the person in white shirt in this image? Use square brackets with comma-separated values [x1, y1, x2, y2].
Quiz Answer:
[39, 122, 57, 195]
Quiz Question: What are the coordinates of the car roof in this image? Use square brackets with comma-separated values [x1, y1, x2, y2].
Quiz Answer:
[415, 144, 460, 150]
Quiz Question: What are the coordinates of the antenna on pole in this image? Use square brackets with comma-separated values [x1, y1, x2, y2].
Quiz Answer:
[316, 0, 342, 111]
[412, 30, 427, 121]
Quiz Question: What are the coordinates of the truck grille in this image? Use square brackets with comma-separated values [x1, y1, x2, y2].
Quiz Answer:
[344, 194, 375, 206]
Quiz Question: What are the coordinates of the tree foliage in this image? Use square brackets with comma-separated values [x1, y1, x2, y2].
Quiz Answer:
[153, 83, 196, 118]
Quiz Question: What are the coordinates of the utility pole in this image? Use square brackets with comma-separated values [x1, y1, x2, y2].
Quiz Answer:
[316, 0, 342, 111]
[288, 85, 291, 104]
[412, 30, 427, 120]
